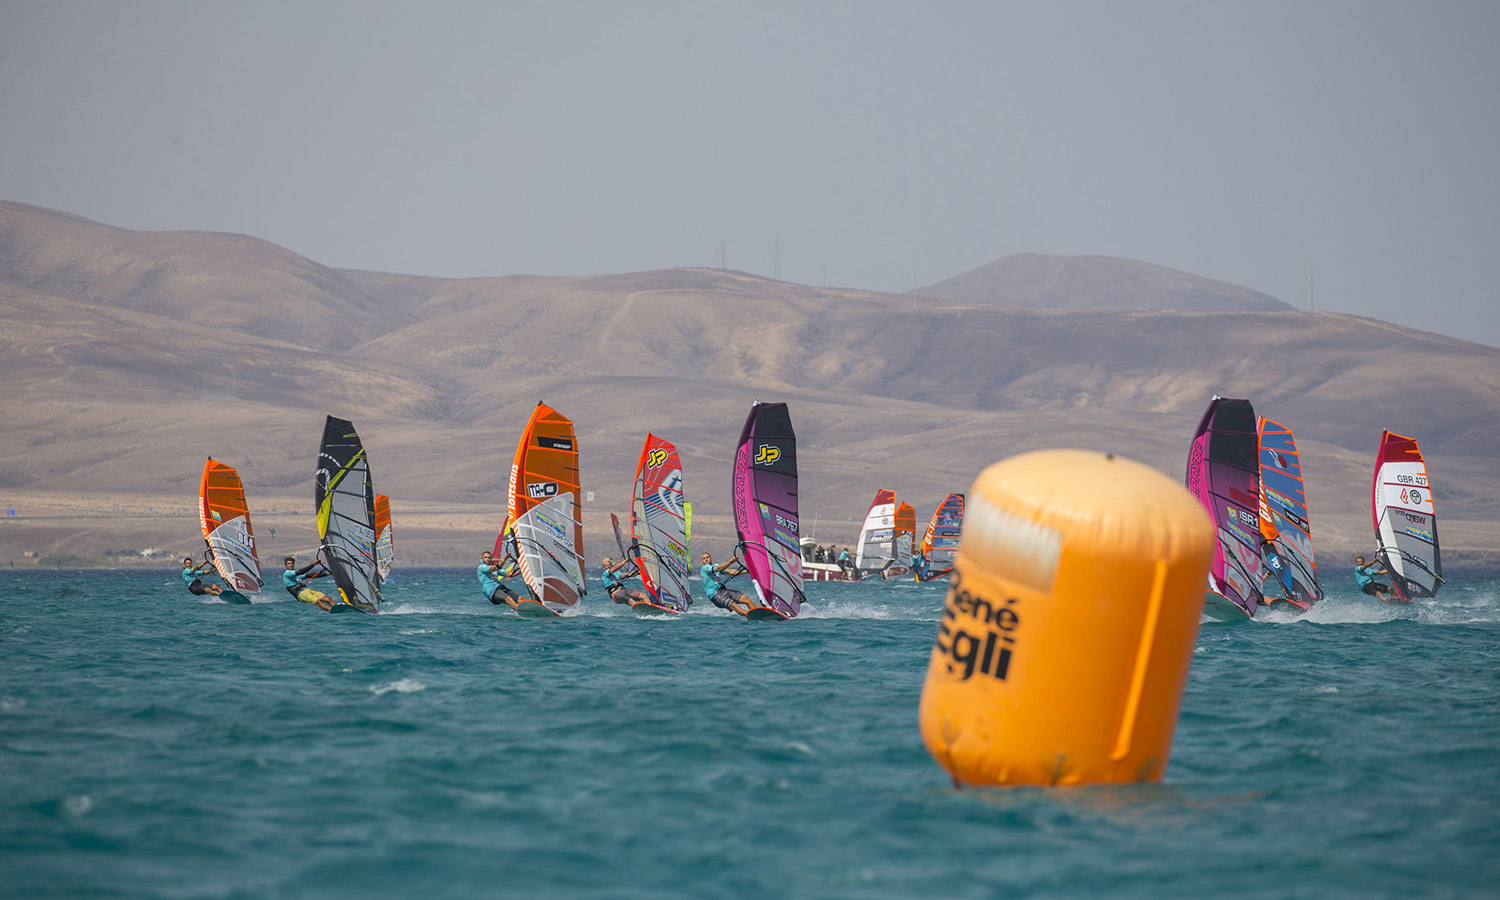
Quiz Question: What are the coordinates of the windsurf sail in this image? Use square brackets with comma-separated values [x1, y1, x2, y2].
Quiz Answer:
[198, 458, 262, 594]
[631, 434, 692, 612]
[1185, 396, 1264, 618]
[893, 502, 916, 563]
[917, 493, 964, 581]
[314, 415, 381, 613]
[501, 402, 585, 613]
[731, 401, 804, 617]
[1373, 430, 1442, 600]
[854, 489, 897, 572]
[373, 493, 394, 583]
[1256, 418, 1321, 608]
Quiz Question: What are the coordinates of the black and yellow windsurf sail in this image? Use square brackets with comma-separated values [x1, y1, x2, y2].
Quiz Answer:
[315, 415, 382, 613]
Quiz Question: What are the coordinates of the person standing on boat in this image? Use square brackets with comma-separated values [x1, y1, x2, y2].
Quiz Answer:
[699, 551, 754, 615]
[1354, 555, 1392, 602]
[836, 546, 853, 577]
[282, 555, 334, 610]
[478, 549, 522, 609]
[600, 556, 652, 605]
[182, 557, 224, 596]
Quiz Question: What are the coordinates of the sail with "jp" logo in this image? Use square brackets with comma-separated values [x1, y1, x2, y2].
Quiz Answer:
[731, 401, 805, 619]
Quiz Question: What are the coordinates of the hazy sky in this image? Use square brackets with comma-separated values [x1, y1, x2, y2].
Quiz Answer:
[3, 1, 1497, 347]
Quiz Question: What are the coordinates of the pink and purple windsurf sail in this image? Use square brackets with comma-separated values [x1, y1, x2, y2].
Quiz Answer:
[1185, 396, 1265, 618]
[732, 401, 805, 617]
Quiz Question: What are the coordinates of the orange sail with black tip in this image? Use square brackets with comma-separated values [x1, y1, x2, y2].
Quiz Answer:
[198, 458, 262, 594]
[500, 402, 585, 613]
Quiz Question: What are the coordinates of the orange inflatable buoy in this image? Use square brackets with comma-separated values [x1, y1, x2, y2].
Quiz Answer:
[919, 450, 1215, 787]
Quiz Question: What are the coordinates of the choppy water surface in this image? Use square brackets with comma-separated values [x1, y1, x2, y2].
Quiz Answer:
[2, 569, 1497, 898]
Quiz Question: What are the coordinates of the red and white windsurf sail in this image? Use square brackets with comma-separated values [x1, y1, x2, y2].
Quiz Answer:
[1372, 430, 1442, 600]
[631, 434, 691, 612]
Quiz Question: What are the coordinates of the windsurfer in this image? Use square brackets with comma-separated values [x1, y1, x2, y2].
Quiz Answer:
[836, 546, 853, 577]
[283, 555, 335, 611]
[1354, 555, 1392, 602]
[182, 557, 224, 596]
[601, 556, 651, 605]
[699, 551, 754, 616]
[478, 549, 522, 609]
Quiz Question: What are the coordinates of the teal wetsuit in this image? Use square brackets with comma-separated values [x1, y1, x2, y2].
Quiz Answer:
[699, 563, 724, 602]
[477, 563, 502, 598]
[604, 563, 646, 603]
[700, 562, 745, 610]
[283, 562, 326, 599]
[1355, 562, 1390, 597]
[479, 559, 519, 604]
[183, 564, 212, 595]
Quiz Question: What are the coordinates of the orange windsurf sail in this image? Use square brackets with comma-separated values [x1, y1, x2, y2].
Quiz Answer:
[500, 402, 585, 611]
[198, 458, 262, 593]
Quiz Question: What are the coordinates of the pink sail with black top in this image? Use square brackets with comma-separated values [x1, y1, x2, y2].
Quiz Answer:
[731, 401, 804, 619]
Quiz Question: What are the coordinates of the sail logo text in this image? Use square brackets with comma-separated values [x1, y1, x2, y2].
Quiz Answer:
[527, 482, 559, 499]
[1394, 473, 1427, 486]
[754, 445, 780, 465]
[933, 569, 1020, 682]
[533, 511, 566, 540]
[648, 449, 668, 468]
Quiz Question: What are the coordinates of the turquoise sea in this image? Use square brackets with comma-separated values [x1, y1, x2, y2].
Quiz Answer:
[2, 568, 1498, 899]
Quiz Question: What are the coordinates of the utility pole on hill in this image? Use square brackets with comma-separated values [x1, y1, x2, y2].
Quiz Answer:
[720, 240, 727, 270]
[773, 235, 782, 280]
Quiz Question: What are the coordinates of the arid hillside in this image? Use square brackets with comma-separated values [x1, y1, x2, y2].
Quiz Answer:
[913, 252, 1291, 311]
[2, 201, 1495, 571]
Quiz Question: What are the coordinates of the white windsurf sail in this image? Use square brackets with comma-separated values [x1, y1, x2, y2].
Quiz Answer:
[854, 489, 896, 571]
[1373, 430, 1443, 600]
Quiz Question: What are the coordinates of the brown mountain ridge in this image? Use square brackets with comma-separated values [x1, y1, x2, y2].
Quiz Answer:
[1, 200, 1495, 571]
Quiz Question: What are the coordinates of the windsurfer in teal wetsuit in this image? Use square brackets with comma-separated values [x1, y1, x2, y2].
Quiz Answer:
[283, 555, 334, 610]
[478, 549, 522, 609]
[601, 556, 651, 605]
[699, 551, 754, 615]
[182, 557, 224, 596]
[1354, 555, 1392, 602]
[836, 547, 853, 579]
